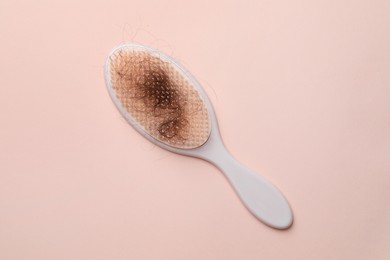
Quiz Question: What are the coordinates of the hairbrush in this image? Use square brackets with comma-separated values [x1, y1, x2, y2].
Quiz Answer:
[104, 43, 293, 229]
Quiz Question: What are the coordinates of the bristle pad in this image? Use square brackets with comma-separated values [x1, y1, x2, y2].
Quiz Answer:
[109, 48, 210, 149]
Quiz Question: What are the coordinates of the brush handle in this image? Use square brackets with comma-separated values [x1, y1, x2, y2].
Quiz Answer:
[208, 148, 293, 229]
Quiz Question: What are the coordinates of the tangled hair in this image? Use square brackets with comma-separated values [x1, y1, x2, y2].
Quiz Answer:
[133, 64, 188, 140]
[113, 51, 189, 142]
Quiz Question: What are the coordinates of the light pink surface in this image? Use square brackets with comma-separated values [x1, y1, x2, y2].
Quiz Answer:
[1, 0, 389, 259]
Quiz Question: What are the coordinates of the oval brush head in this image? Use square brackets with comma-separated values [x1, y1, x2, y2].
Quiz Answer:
[107, 45, 210, 149]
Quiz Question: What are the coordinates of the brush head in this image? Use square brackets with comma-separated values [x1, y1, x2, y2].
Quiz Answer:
[106, 44, 211, 149]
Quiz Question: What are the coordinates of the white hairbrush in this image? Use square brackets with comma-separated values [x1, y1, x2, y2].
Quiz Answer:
[104, 43, 293, 229]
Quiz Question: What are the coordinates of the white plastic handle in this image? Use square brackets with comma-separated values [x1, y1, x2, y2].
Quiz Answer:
[206, 147, 293, 229]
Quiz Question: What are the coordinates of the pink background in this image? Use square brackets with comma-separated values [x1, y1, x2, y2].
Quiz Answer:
[1, 0, 389, 259]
